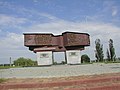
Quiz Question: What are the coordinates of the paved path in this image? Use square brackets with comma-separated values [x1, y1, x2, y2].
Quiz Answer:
[0, 63, 120, 78]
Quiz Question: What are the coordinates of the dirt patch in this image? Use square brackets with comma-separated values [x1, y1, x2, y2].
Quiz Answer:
[0, 73, 120, 90]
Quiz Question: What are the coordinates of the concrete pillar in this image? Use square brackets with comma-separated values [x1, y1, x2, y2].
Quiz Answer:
[37, 51, 53, 66]
[66, 50, 81, 64]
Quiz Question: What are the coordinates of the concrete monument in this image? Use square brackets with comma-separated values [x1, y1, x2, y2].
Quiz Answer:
[24, 32, 90, 65]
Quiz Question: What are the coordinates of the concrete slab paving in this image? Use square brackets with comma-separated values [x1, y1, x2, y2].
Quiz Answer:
[0, 63, 120, 78]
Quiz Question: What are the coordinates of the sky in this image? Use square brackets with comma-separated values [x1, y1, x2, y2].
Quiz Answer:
[0, 0, 120, 64]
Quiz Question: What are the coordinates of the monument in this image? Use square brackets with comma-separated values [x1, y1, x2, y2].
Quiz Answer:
[23, 32, 90, 65]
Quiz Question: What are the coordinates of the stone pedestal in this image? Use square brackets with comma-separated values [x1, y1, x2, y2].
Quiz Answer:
[66, 50, 81, 64]
[37, 51, 53, 65]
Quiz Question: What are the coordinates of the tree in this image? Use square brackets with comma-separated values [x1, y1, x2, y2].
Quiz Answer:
[109, 39, 116, 61]
[118, 57, 120, 60]
[81, 54, 90, 63]
[106, 49, 110, 61]
[13, 57, 37, 67]
[95, 39, 104, 62]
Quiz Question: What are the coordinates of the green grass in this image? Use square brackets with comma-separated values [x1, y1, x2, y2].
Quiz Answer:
[0, 66, 22, 69]
[0, 66, 10, 69]
[0, 78, 7, 83]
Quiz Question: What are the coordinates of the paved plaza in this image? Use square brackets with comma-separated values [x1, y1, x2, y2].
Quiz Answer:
[0, 63, 120, 78]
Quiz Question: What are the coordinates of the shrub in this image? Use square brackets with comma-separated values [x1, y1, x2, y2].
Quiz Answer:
[81, 54, 90, 63]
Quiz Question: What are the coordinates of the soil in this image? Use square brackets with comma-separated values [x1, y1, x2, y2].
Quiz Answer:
[0, 73, 120, 90]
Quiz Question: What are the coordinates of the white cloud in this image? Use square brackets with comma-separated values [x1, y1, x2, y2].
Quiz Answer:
[90, 0, 120, 25]
[112, 7, 118, 16]
[0, 32, 36, 64]
[0, 14, 28, 26]
[0, 1, 61, 23]
[26, 20, 120, 36]
[39, 13, 59, 20]
[0, 32, 23, 49]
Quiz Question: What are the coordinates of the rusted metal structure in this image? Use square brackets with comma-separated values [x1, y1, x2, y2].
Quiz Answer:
[24, 32, 90, 65]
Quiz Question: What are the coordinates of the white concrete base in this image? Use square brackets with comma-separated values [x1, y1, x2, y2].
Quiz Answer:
[37, 51, 53, 65]
[66, 50, 81, 64]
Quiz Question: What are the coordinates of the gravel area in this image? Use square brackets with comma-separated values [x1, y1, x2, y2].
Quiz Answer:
[0, 63, 120, 78]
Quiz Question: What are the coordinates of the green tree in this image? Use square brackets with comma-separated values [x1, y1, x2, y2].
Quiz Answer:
[118, 57, 120, 60]
[106, 49, 110, 61]
[95, 39, 104, 62]
[81, 54, 90, 63]
[109, 39, 116, 61]
[13, 57, 37, 67]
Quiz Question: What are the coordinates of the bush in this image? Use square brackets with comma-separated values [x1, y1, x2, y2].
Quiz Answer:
[53, 62, 57, 65]
[61, 61, 67, 64]
[81, 54, 90, 63]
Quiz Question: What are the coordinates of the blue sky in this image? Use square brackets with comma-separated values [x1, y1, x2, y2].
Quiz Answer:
[0, 0, 120, 64]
